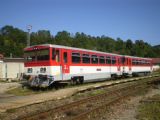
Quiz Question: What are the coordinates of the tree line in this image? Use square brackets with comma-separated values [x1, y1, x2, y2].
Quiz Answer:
[0, 25, 159, 58]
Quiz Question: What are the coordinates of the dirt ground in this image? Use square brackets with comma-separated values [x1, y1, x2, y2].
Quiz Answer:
[0, 80, 142, 120]
[101, 86, 160, 120]
[0, 77, 141, 113]
[0, 82, 21, 94]
[0, 77, 159, 120]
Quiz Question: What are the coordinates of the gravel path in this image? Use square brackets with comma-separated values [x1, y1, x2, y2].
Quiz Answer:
[104, 87, 160, 120]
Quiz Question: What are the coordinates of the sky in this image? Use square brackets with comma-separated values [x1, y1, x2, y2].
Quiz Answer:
[0, 0, 160, 46]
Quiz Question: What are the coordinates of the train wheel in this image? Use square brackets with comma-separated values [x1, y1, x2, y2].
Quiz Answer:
[79, 77, 84, 84]
[71, 78, 77, 85]
[71, 77, 83, 85]
[111, 74, 116, 80]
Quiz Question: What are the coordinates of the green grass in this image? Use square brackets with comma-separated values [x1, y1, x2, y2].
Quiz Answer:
[6, 108, 16, 113]
[137, 94, 160, 120]
[0, 80, 9, 83]
[6, 87, 43, 96]
[73, 88, 106, 100]
[88, 89, 106, 96]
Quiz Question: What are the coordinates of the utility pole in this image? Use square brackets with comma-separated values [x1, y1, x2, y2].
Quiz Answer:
[27, 25, 32, 47]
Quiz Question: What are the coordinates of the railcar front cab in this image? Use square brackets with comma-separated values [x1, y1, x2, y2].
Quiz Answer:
[24, 46, 58, 88]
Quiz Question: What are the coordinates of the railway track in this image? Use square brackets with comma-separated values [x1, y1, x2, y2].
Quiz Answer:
[16, 76, 160, 120]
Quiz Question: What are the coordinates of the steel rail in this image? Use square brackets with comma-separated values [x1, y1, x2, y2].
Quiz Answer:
[71, 85, 146, 120]
[16, 76, 160, 120]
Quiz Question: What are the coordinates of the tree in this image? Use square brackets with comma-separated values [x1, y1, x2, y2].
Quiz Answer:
[115, 38, 125, 54]
[125, 39, 133, 55]
[0, 25, 159, 58]
[31, 30, 53, 45]
[0, 25, 26, 57]
[54, 31, 73, 46]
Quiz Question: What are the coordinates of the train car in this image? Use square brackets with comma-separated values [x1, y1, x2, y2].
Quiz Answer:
[24, 44, 152, 87]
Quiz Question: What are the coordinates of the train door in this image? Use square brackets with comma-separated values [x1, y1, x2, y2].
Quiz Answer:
[61, 49, 70, 80]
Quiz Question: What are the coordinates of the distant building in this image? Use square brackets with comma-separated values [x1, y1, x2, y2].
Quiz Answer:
[0, 58, 25, 80]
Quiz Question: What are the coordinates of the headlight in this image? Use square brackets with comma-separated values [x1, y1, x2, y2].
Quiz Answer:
[27, 68, 33, 73]
[40, 67, 46, 73]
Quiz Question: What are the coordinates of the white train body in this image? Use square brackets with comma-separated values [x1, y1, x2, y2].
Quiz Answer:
[24, 44, 152, 87]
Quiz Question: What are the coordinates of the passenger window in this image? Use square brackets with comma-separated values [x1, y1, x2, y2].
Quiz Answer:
[91, 55, 98, 64]
[143, 60, 146, 65]
[52, 49, 60, 62]
[99, 56, 105, 64]
[82, 54, 90, 63]
[106, 56, 111, 64]
[111, 57, 116, 64]
[37, 49, 49, 61]
[132, 59, 136, 65]
[72, 53, 81, 63]
[55, 50, 60, 62]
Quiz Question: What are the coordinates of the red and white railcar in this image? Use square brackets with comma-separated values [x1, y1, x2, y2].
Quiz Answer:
[24, 44, 152, 87]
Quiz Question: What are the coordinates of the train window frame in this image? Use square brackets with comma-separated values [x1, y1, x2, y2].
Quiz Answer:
[132, 59, 136, 65]
[142, 60, 145, 65]
[27, 68, 33, 73]
[106, 56, 111, 64]
[55, 49, 60, 62]
[24, 49, 50, 61]
[72, 52, 81, 63]
[138, 60, 141, 65]
[99, 56, 105, 64]
[146, 61, 150, 65]
[24, 51, 35, 62]
[36, 49, 50, 61]
[136, 60, 139, 65]
[91, 55, 98, 64]
[82, 54, 90, 64]
[52, 48, 60, 62]
[111, 57, 116, 65]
